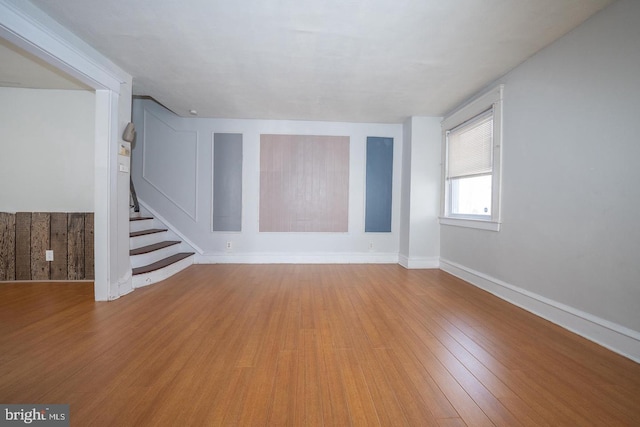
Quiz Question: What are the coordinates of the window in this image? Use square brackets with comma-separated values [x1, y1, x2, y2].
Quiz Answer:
[441, 85, 503, 231]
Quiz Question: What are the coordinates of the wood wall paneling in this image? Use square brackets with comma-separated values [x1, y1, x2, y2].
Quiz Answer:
[0, 212, 16, 280]
[84, 213, 94, 280]
[0, 212, 93, 282]
[15, 212, 31, 280]
[67, 213, 85, 280]
[30, 212, 51, 280]
[259, 134, 349, 232]
[50, 213, 69, 280]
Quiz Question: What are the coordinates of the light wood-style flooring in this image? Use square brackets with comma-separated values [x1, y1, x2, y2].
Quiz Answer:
[1, 264, 639, 426]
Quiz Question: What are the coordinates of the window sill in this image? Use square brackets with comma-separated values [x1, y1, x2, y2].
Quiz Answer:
[439, 217, 501, 231]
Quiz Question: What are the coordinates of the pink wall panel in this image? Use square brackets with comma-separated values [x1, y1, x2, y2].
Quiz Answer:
[260, 134, 349, 232]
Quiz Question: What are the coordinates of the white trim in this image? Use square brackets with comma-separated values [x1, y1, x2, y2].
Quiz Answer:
[93, 89, 119, 301]
[441, 85, 504, 228]
[117, 269, 133, 298]
[439, 217, 501, 231]
[0, 0, 125, 91]
[1, 0, 133, 302]
[439, 258, 640, 363]
[138, 199, 204, 255]
[399, 254, 440, 269]
[442, 85, 504, 130]
[195, 252, 399, 265]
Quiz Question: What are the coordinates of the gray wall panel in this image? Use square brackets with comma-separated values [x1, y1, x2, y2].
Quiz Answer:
[365, 137, 393, 232]
[213, 133, 243, 231]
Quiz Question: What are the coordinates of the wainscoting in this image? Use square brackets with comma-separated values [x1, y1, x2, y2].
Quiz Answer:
[0, 212, 94, 281]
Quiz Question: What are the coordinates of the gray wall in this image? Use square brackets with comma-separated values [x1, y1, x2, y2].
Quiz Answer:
[441, 0, 640, 341]
[399, 117, 441, 268]
[132, 99, 404, 262]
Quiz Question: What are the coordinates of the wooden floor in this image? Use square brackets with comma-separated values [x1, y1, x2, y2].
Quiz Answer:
[1, 265, 639, 426]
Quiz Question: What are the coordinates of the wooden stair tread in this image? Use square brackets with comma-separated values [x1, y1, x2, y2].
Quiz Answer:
[130, 241, 181, 256]
[132, 252, 194, 276]
[130, 216, 153, 221]
[130, 228, 167, 238]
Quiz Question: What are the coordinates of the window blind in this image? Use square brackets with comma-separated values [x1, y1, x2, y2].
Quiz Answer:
[447, 109, 493, 179]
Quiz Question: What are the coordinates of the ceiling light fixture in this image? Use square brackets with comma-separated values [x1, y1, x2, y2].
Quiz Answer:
[189, 109, 198, 116]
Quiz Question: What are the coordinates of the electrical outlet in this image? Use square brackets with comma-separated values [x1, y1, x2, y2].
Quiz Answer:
[368, 242, 374, 251]
[45, 250, 54, 262]
[226, 241, 232, 251]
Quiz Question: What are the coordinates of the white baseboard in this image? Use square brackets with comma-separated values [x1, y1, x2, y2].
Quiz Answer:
[399, 254, 440, 269]
[116, 269, 133, 299]
[439, 258, 640, 363]
[195, 252, 399, 264]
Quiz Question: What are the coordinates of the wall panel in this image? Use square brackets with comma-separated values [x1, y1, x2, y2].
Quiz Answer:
[50, 213, 68, 280]
[0, 212, 93, 281]
[213, 133, 243, 232]
[365, 137, 393, 232]
[142, 110, 198, 219]
[259, 134, 349, 232]
[0, 213, 15, 280]
[84, 213, 94, 280]
[30, 212, 50, 280]
[67, 213, 85, 280]
[132, 98, 404, 261]
[15, 212, 31, 280]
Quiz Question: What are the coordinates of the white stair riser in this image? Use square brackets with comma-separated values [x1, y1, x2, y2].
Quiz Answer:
[130, 231, 168, 250]
[132, 254, 194, 288]
[130, 244, 181, 268]
[129, 219, 155, 233]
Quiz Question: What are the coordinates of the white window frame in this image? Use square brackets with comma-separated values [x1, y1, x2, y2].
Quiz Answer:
[440, 85, 503, 231]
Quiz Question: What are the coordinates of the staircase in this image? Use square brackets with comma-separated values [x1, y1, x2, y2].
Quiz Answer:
[130, 216, 195, 287]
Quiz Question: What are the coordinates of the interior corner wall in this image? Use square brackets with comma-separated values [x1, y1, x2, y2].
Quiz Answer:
[116, 81, 133, 296]
[399, 119, 412, 259]
[399, 116, 441, 268]
[0, 87, 95, 212]
[131, 98, 403, 263]
[439, 0, 640, 360]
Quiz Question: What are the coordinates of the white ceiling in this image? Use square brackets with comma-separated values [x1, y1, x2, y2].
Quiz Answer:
[19, 0, 615, 123]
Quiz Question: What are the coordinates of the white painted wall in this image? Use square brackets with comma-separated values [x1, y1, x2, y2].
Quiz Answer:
[399, 116, 441, 268]
[0, 87, 95, 212]
[132, 99, 404, 263]
[440, 0, 640, 360]
[116, 81, 133, 296]
[1, 0, 133, 300]
[399, 120, 412, 258]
